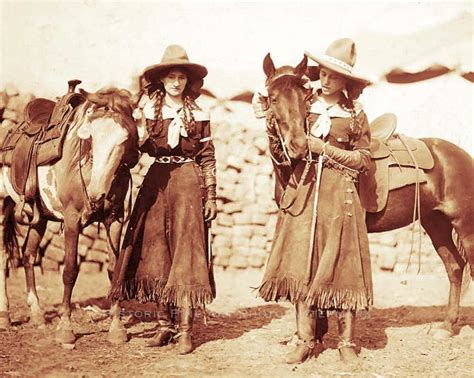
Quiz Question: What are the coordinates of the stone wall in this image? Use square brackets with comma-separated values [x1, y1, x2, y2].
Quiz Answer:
[0, 86, 446, 275]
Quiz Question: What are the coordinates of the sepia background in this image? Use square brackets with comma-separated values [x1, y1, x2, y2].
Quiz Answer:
[1, 0, 473, 376]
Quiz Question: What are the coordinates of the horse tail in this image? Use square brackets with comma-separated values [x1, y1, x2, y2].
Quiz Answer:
[2, 196, 20, 269]
[452, 229, 472, 296]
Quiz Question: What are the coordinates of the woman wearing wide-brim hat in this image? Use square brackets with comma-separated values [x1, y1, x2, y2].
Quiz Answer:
[258, 38, 374, 365]
[109, 45, 217, 355]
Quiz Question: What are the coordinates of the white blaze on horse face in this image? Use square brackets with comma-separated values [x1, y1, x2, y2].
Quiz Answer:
[86, 117, 128, 200]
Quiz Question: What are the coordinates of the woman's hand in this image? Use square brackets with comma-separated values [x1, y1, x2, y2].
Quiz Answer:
[308, 136, 326, 154]
[204, 200, 217, 222]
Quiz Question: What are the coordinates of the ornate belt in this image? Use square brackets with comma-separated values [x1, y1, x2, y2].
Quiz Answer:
[155, 156, 194, 164]
[304, 155, 359, 179]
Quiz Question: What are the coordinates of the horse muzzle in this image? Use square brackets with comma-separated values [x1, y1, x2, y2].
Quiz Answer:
[89, 193, 105, 212]
[287, 136, 308, 160]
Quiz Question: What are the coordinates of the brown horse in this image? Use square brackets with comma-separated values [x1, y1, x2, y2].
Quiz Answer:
[0, 88, 139, 344]
[261, 53, 473, 337]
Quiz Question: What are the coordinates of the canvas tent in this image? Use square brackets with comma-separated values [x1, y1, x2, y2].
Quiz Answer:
[355, 12, 473, 83]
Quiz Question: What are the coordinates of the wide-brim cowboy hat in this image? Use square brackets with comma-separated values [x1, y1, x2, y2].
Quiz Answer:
[304, 38, 371, 85]
[143, 44, 208, 82]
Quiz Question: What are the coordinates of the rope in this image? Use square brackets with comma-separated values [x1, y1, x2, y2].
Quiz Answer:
[397, 135, 423, 273]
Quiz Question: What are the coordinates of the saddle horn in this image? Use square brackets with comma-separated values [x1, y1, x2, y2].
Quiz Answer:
[68, 79, 82, 93]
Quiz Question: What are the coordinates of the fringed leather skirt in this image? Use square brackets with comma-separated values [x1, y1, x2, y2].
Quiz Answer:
[109, 161, 215, 308]
[259, 161, 373, 311]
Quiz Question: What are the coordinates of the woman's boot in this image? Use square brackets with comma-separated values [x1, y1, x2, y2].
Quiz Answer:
[146, 303, 176, 347]
[337, 310, 358, 363]
[285, 302, 317, 364]
[177, 307, 194, 354]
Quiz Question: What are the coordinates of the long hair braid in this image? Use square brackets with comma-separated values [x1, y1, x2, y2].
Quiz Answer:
[149, 90, 165, 137]
[182, 95, 199, 136]
[342, 84, 362, 142]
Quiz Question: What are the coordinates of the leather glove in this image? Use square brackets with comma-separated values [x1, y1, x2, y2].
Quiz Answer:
[252, 87, 269, 119]
[308, 136, 326, 154]
[204, 200, 217, 221]
[309, 135, 364, 170]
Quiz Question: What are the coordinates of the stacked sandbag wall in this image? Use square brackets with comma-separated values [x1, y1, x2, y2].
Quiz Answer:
[0, 86, 447, 274]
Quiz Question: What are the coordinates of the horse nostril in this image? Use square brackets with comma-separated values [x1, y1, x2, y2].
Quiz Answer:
[90, 194, 105, 211]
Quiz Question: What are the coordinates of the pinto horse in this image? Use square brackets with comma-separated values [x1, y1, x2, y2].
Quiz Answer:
[0, 88, 139, 344]
[261, 54, 473, 337]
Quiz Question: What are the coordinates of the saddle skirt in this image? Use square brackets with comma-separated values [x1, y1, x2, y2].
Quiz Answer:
[359, 115, 435, 213]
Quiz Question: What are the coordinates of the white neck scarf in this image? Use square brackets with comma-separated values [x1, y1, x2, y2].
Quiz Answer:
[164, 106, 188, 149]
[310, 101, 332, 138]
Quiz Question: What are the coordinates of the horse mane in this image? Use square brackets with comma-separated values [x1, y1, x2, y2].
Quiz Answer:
[85, 87, 137, 139]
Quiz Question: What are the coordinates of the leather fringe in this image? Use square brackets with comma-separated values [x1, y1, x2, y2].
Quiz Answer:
[306, 285, 373, 311]
[108, 277, 167, 303]
[162, 285, 214, 308]
[108, 277, 214, 308]
[258, 277, 309, 304]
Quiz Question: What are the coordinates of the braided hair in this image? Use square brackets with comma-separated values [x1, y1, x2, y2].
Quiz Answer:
[341, 79, 367, 141]
[144, 68, 202, 138]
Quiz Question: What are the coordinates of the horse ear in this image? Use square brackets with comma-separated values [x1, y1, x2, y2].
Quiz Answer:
[295, 56, 308, 77]
[263, 53, 276, 78]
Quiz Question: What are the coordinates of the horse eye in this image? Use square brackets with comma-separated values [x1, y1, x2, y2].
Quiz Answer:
[271, 98, 278, 104]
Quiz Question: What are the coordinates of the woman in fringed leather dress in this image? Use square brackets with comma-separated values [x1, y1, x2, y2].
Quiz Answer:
[256, 39, 374, 364]
[109, 45, 217, 354]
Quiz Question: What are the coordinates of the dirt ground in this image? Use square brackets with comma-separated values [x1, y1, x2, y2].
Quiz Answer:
[1, 267, 473, 377]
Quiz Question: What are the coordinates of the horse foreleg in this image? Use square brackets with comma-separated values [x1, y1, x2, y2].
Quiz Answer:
[22, 220, 47, 327]
[422, 212, 465, 338]
[107, 300, 127, 344]
[105, 219, 123, 282]
[56, 213, 80, 344]
[0, 248, 10, 330]
[104, 219, 127, 344]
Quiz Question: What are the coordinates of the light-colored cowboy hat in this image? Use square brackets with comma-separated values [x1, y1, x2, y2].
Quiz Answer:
[305, 38, 371, 85]
[143, 44, 208, 82]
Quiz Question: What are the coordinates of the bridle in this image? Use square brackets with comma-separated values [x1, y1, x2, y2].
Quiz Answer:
[266, 70, 327, 282]
[265, 72, 318, 214]
[77, 103, 137, 224]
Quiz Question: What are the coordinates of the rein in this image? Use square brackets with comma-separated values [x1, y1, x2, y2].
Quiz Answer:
[77, 105, 137, 225]
[266, 72, 325, 281]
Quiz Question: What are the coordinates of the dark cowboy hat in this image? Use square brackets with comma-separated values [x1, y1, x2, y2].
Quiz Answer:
[143, 44, 208, 82]
[305, 38, 371, 85]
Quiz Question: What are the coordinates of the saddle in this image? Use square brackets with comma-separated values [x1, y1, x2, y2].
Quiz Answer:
[359, 114, 435, 213]
[0, 80, 85, 224]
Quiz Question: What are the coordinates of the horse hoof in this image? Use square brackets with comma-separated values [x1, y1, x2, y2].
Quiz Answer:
[107, 328, 128, 344]
[430, 328, 453, 340]
[56, 328, 76, 344]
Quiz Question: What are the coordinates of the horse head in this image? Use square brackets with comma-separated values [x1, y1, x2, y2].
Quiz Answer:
[75, 88, 138, 216]
[263, 54, 312, 160]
